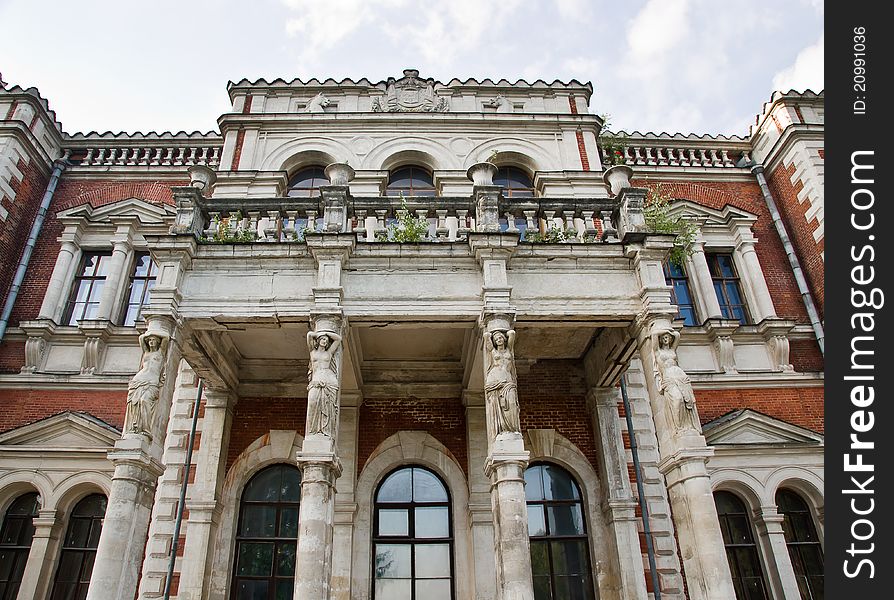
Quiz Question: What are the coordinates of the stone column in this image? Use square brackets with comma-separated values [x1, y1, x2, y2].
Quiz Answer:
[331, 395, 361, 600]
[176, 387, 236, 600]
[734, 235, 777, 322]
[17, 509, 60, 600]
[96, 225, 134, 321]
[686, 240, 723, 320]
[754, 507, 803, 600]
[465, 394, 497, 600]
[481, 313, 534, 600]
[38, 238, 79, 322]
[86, 316, 178, 600]
[587, 386, 648, 600]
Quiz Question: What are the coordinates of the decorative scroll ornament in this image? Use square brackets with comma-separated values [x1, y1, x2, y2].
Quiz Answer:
[306, 330, 342, 437]
[651, 323, 701, 433]
[371, 69, 449, 113]
[484, 329, 521, 437]
[126, 332, 170, 438]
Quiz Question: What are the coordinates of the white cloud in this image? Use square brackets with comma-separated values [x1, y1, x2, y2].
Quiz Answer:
[554, 0, 592, 20]
[772, 33, 824, 92]
[626, 0, 691, 60]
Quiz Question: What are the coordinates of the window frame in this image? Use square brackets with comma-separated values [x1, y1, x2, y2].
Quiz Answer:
[776, 489, 824, 600]
[706, 252, 751, 325]
[286, 166, 328, 198]
[49, 493, 107, 600]
[62, 251, 113, 326]
[493, 166, 535, 198]
[0, 492, 40, 600]
[384, 166, 436, 197]
[714, 490, 771, 600]
[663, 260, 699, 326]
[120, 251, 158, 326]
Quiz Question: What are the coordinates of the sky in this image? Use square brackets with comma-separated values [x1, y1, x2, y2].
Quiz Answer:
[0, 0, 823, 136]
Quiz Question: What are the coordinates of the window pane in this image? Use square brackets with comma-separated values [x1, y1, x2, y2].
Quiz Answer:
[377, 469, 412, 503]
[378, 509, 409, 536]
[127, 280, 146, 304]
[280, 468, 301, 502]
[276, 543, 297, 576]
[374, 578, 411, 599]
[530, 541, 550, 576]
[240, 506, 277, 538]
[64, 518, 91, 547]
[237, 542, 274, 576]
[374, 544, 411, 579]
[413, 469, 448, 502]
[55, 552, 82, 582]
[275, 580, 294, 600]
[414, 544, 451, 578]
[414, 506, 449, 538]
[525, 465, 545, 501]
[543, 465, 579, 500]
[235, 580, 268, 600]
[551, 540, 589, 576]
[547, 504, 585, 536]
[533, 575, 552, 600]
[717, 254, 736, 277]
[415, 579, 451, 599]
[279, 507, 299, 538]
[528, 504, 547, 536]
[243, 468, 282, 502]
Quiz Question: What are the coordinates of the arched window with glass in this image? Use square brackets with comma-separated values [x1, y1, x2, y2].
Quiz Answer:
[0, 492, 40, 600]
[385, 166, 436, 197]
[776, 489, 823, 600]
[525, 463, 594, 600]
[231, 464, 302, 600]
[494, 167, 534, 198]
[714, 490, 769, 600]
[50, 494, 107, 600]
[372, 466, 453, 599]
[287, 166, 328, 197]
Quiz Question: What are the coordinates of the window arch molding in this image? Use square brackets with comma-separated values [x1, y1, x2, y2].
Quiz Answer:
[208, 430, 305, 600]
[766, 471, 824, 538]
[0, 476, 50, 518]
[353, 431, 472, 600]
[366, 140, 456, 172]
[464, 141, 550, 172]
[265, 140, 353, 173]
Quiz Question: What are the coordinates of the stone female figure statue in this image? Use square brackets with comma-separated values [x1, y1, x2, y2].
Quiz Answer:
[484, 329, 521, 437]
[126, 332, 169, 438]
[651, 325, 701, 433]
[306, 330, 342, 438]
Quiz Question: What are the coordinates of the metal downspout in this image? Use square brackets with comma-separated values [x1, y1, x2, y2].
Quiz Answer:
[749, 162, 825, 354]
[0, 150, 70, 341]
[620, 375, 662, 600]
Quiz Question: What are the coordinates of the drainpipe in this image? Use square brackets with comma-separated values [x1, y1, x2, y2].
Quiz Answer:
[0, 150, 71, 342]
[745, 160, 824, 354]
[620, 374, 662, 600]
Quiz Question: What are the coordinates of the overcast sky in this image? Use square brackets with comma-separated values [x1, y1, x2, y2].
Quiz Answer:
[0, 0, 823, 136]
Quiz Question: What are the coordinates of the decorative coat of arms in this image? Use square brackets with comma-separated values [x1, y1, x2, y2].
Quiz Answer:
[371, 69, 449, 113]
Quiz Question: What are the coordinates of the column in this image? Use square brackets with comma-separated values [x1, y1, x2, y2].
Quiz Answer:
[331, 395, 361, 600]
[38, 238, 79, 321]
[176, 387, 237, 600]
[735, 235, 777, 322]
[587, 386, 648, 600]
[96, 225, 134, 321]
[465, 394, 497, 600]
[86, 316, 178, 600]
[754, 507, 803, 600]
[17, 509, 60, 600]
[687, 240, 723, 320]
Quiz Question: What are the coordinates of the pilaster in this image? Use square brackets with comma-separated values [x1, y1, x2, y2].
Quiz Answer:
[753, 507, 803, 600]
[17, 509, 60, 600]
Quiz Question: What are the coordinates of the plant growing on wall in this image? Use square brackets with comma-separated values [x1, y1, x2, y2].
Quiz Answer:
[375, 197, 431, 242]
[523, 223, 577, 244]
[644, 183, 698, 266]
[201, 210, 259, 243]
[599, 114, 628, 166]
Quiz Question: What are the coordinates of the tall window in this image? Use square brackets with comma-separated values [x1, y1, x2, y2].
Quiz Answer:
[64, 252, 112, 325]
[122, 252, 158, 326]
[0, 492, 40, 600]
[50, 494, 107, 600]
[231, 465, 302, 600]
[714, 491, 769, 600]
[494, 167, 534, 198]
[385, 166, 436, 197]
[287, 166, 327, 197]
[525, 463, 594, 600]
[664, 261, 698, 326]
[776, 490, 823, 600]
[372, 466, 453, 599]
[707, 253, 749, 324]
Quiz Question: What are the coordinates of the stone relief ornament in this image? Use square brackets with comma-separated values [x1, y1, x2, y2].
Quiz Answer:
[651, 324, 701, 433]
[306, 330, 342, 438]
[304, 92, 331, 113]
[371, 69, 449, 113]
[126, 332, 170, 438]
[484, 329, 521, 437]
[487, 95, 514, 113]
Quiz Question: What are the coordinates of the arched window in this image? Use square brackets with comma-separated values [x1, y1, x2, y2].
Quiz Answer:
[525, 463, 594, 600]
[385, 166, 436, 197]
[0, 492, 40, 599]
[231, 464, 302, 600]
[776, 489, 823, 600]
[494, 167, 534, 198]
[287, 166, 328, 197]
[372, 466, 452, 599]
[714, 491, 769, 600]
[50, 494, 107, 600]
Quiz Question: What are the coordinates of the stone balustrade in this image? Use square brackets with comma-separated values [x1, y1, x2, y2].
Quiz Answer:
[600, 134, 752, 170]
[71, 144, 222, 168]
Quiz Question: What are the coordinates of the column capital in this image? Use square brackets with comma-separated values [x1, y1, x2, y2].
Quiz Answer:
[107, 436, 166, 479]
[585, 385, 621, 410]
[657, 447, 714, 483]
[484, 432, 530, 478]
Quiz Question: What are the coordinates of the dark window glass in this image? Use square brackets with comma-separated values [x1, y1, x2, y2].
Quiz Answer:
[373, 466, 452, 600]
[231, 465, 301, 600]
[776, 490, 823, 600]
[50, 494, 107, 600]
[494, 167, 534, 198]
[715, 491, 769, 600]
[664, 261, 698, 326]
[287, 166, 328, 198]
[64, 252, 112, 326]
[707, 253, 750, 324]
[525, 464, 594, 600]
[122, 252, 158, 326]
[385, 166, 436, 197]
[0, 492, 40, 600]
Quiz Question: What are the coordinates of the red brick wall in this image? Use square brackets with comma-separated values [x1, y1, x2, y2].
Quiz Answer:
[0, 388, 125, 432]
[358, 397, 467, 476]
[696, 386, 823, 433]
[518, 359, 599, 469]
[226, 397, 306, 470]
[766, 162, 824, 318]
[0, 159, 49, 307]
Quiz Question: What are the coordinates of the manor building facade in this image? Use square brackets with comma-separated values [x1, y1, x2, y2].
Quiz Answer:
[0, 71, 824, 600]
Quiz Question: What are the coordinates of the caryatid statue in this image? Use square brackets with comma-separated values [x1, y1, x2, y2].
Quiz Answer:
[125, 331, 170, 438]
[484, 329, 521, 437]
[306, 329, 343, 438]
[651, 323, 701, 433]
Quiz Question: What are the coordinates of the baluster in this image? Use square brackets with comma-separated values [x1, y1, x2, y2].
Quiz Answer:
[456, 209, 470, 239]
[210, 147, 221, 167]
[306, 210, 318, 233]
[523, 210, 537, 233]
[187, 147, 198, 165]
[282, 210, 297, 240]
[699, 149, 710, 167]
[600, 210, 617, 241]
[504, 211, 519, 233]
[710, 149, 721, 166]
[175, 147, 186, 165]
[645, 147, 656, 166]
[721, 149, 733, 167]
[199, 147, 209, 164]
[740, 151, 751, 165]
[354, 209, 368, 242]
[632, 146, 643, 165]
[83, 148, 95, 165]
[204, 211, 221, 238]
[163, 148, 174, 165]
[657, 147, 669, 166]
[563, 210, 578, 242]
[374, 209, 387, 240]
[436, 209, 449, 240]
[150, 148, 162, 165]
[668, 147, 680, 167]
[126, 148, 138, 165]
[583, 210, 598, 239]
